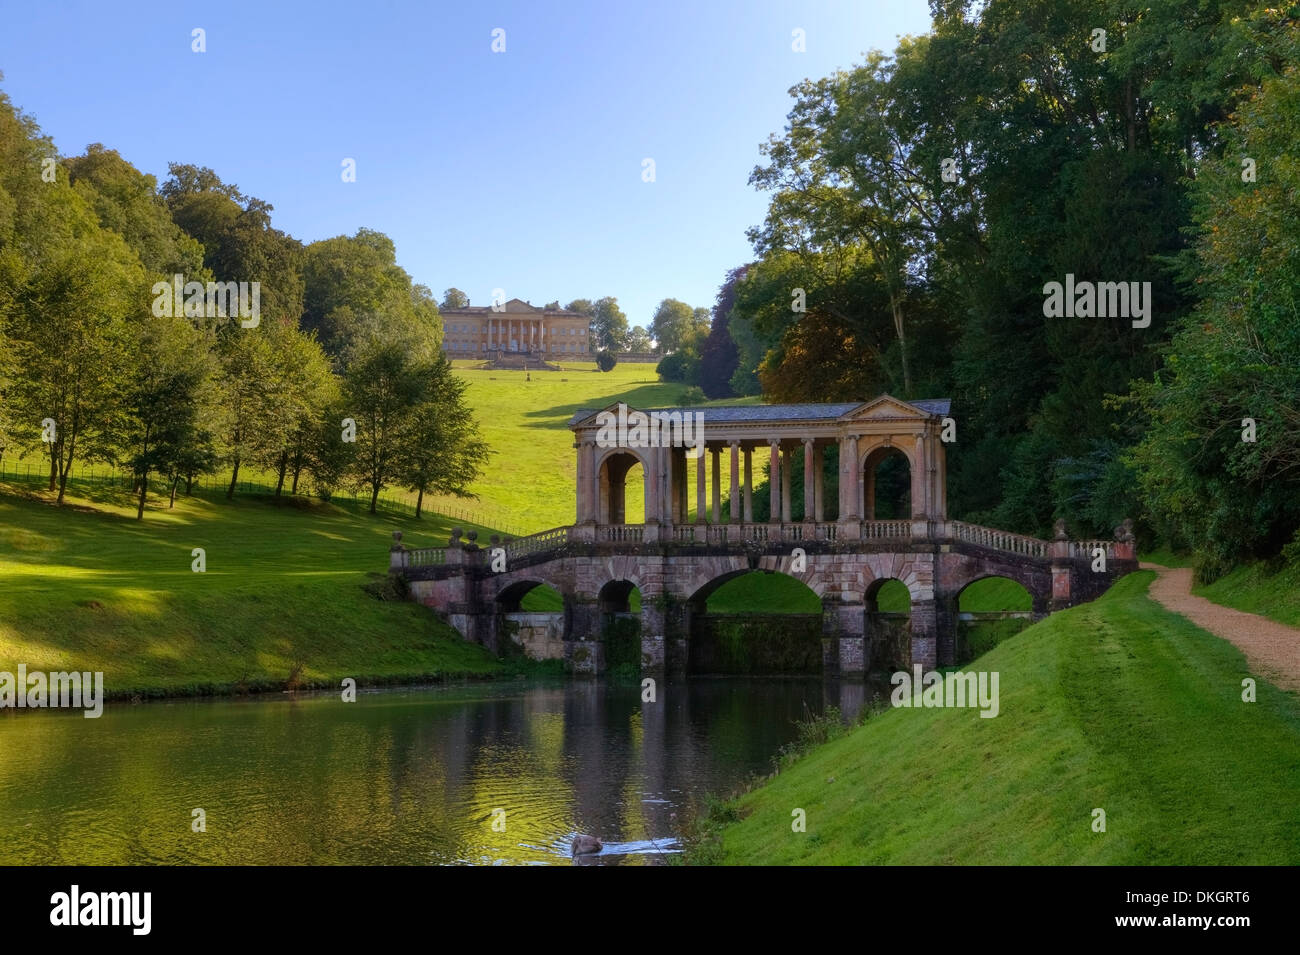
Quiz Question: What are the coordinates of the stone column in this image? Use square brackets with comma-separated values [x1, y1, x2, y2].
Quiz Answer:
[821, 594, 866, 677]
[768, 440, 782, 525]
[743, 446, 754, 522]
[586, 441, 599, 524]
[781, 445, 793, 523]
[912, 430, 927, 518]
[802, 439, 815, 522]
[711, 446, 721, 524]
[910, 598, 940, 670]
[695, 448, 706, 524]
[814, 444, 825, 521]
[841, 435, 860, 518]
[729, 442, 741, 524]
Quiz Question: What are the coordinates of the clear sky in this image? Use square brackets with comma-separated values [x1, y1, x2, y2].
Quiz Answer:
[0, 0, 932, 327]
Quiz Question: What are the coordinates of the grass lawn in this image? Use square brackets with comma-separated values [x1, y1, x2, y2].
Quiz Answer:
[430, 361, 761, 532]
[0, 481, 507, 697]
[694, 571, 1300, 864]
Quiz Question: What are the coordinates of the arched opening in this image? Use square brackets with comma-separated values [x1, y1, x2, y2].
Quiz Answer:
[496, 581, 565, 661]
[687, 570, 822, 674]
[865, 577, 911, 669]
[954, 576, 1032, 662]
[597, 451, 646, 524]
[862, 446, 911, 521]
[597, 579, 642, 674]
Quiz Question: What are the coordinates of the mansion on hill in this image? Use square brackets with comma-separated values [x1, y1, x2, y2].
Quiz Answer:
[439, 298, 592, 359]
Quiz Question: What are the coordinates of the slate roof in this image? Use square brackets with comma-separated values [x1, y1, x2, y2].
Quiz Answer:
[568, 398, 951, 427]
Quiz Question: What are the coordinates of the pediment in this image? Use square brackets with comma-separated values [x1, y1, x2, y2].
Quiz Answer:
[839, 395, 930, 421]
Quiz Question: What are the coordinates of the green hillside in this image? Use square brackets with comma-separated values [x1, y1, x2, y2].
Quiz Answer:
[0, 483, 506, 697]
[692, 571, 1300, 865]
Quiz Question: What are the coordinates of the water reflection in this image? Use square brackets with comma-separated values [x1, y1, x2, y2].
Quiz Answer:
[0, 677, 880, 866]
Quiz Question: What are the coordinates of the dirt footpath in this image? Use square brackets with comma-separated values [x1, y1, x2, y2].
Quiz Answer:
[1142, 562, 1300, 693]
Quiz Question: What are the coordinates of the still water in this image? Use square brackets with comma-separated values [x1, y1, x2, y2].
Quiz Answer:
[0, 677, 875, 865]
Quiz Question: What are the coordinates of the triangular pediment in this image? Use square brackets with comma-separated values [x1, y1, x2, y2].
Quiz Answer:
[502, 298, 540, 312]
[569, 402, 646, 429]
[839, 395, 931, 421]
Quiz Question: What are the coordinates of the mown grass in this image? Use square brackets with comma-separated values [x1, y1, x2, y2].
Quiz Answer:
[0, 481, 507, 697]
[691, 571, 1300, 864]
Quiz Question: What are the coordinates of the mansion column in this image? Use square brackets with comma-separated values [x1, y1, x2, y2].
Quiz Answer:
[802, 439, 815, 522]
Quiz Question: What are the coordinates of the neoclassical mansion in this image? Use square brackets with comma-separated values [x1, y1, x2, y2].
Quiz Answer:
[440, 298, 592, 359]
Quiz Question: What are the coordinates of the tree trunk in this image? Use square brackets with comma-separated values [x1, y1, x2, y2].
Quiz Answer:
[415, 487, 424, 519]
[48, 450, 57, 492]
[369, 483, 380, 514]
[274, 451, 288, 498]
[291, 455, 303, 495]
[170, 477, 179, 508]
[227, 457, 241, 499]
[891, 296, 912, 397]
[136, 473, 148, 520]
[185, 473, 194, 495]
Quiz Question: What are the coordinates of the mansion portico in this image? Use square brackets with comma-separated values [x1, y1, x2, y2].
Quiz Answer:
[440, 298, 592, 359]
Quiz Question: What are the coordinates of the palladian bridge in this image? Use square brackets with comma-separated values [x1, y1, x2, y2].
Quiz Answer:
[390, 396, 1137, 675]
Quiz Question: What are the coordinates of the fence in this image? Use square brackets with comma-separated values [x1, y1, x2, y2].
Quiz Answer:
[0, 459, 527, 537]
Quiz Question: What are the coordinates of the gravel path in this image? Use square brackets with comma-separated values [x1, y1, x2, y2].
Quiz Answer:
[1142, 562, 1300, 692]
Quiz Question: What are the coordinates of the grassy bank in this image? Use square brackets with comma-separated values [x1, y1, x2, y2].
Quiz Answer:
[1195, 560, 1300, 628]
[0, 481, 511, 698]
[690, 571, 1300, 864]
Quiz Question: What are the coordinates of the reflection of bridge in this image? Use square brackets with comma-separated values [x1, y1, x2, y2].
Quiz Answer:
[391, 396, 1137, 674]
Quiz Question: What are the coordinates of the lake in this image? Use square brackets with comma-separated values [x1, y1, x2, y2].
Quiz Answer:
[0, 676, 878, 865]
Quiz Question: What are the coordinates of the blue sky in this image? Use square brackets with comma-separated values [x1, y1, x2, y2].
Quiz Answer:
[0, 0, 932, 327]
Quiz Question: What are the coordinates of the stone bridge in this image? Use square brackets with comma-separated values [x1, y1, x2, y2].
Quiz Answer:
[390, 396, 1138, 674]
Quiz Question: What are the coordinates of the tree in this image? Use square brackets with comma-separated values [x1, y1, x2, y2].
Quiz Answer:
[625, 326, 652, 352]
[302, 230, 440, 356]
[590, 297, 628, 352]
[65, 145, 207, 277]
[214, 326, 285, 499]
[595, 350, 617, 372]
[343, 333, 427, 513]
[441, 288, 470, 309]
[1127, 17, 1300, 575]
[7, 222, 140, 503]
[649, 298, 705, 355]
[399, 356, 491, 518]
[123, 316, 217, 519]
[698, 266, 748, 398]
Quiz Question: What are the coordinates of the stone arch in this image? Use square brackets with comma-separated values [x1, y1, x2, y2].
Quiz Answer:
[941, 555, 1050, 610]
[597, 578, 641, 614]
[595, 447, 651, 524]
[860, 443, 913, 521]
[494, 577, 565, 612]
[953, 574, 1033, 612]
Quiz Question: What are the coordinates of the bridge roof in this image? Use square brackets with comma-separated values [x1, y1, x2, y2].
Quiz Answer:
[568, 397, 951, 428]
